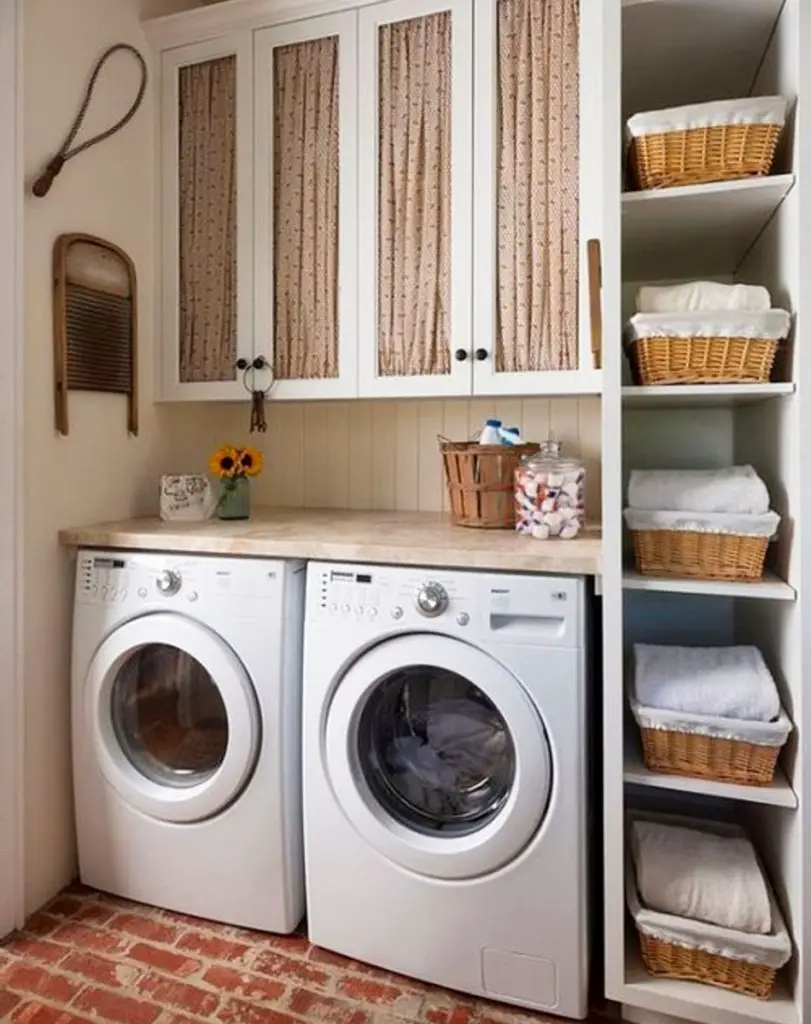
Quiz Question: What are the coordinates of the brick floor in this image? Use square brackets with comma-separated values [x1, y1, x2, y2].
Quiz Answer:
[0, 886, 611, 1023]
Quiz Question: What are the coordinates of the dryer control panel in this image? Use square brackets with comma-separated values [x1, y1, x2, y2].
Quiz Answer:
[309, 563, 583, 647]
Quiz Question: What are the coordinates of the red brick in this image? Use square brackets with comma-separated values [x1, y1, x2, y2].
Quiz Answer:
[61, 950, 141, 989]
[22, 913, 60, 938]
[424, 1007, 477, 1024]
[260, 933, 311, 957]
[5, 936, 68, 964]
[0, 990, 21, 1017]
[175, 930, 250, 963]
[11, 1003, 91, 1024]
[217, 1001, 298, 1024]
[44, 897, 82, 918]
[136, 972, 220, 1016]
[0, 962, 82, 1004]
[253, 949, 330, 989]
[289, 989, 370, 1024]
[127, 941, 202, 977]
[50, 922, 128, 954]
[73, 986, 161, 1024]
[336, 975, 403, 1006]
[201, 964, 286, 1001]
[108, 913, 179, 945]
[74, 903, 116, 926]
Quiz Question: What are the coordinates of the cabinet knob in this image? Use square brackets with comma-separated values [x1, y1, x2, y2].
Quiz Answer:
[235, 357, 249, 371]
[454, 349, 469, 362]
[475, 348, 489, 362]
[252, 356, 267, 371]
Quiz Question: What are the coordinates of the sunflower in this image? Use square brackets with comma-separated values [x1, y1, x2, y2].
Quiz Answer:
[237, 447, 263, 477]
[208, 445, 239, 479]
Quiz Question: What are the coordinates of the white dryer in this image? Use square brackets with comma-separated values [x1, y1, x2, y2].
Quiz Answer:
[72, 550, 305, 932]
[303, 563, 589, 1019]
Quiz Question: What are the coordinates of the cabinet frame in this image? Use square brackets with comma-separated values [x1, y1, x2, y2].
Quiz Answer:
[159, 34, 255, 402]
[253, 13, 359, 400]
[357, 0, 474, 399]
[471, 0, 603, 397]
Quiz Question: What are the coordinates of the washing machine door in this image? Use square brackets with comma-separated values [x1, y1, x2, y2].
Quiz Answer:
[324, 633, 552, 879]
[86, 612, 260, 823]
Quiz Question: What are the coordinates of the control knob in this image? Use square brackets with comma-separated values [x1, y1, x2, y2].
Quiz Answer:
[415, 582, 448, 618]
[156, 569, 182, 596]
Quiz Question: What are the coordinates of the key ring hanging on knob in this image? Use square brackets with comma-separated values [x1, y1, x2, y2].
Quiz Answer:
[237, 356, 274, 433]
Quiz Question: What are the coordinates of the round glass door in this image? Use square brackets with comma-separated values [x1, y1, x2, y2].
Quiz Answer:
[110, 644, 229, 789]
[87, 613, 260, 823]
[358, 665, 516, 836]
[325, 634, 552, 880]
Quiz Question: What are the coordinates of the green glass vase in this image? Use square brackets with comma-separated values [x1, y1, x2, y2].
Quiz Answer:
[218, 476, 250, 520]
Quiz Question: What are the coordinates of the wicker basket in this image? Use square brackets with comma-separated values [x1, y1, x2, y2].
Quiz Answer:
[628, 335, 779, 385]
[639, 728, 781, 786]
[631, 123, 782, 190]
[440, 440, 539, 529]
[638, 933, 777, 999]
[630, 529, 768, 581]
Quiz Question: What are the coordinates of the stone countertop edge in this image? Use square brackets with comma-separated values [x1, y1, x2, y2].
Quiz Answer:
[58, 508, 603, 577]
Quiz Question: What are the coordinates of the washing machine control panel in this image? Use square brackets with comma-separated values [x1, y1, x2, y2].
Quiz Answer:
[415, 582, 448, 617]
[315, 567, 469, 626]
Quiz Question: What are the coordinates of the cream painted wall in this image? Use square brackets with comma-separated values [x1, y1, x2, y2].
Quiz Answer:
[23, 0, 207, 912]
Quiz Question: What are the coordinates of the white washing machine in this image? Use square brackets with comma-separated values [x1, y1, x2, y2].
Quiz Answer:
[303, 563, 589, 1019]
[72, 550, 305, 933]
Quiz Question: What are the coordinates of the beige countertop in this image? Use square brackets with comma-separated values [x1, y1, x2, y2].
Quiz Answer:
[59, 508, 602, 576]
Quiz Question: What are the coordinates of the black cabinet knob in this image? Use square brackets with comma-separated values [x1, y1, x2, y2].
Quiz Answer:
[252, 356, 267, 370]
[454, 349, 469, 362]
[235, 357, 249, 371]
[475, 348, 489, 361]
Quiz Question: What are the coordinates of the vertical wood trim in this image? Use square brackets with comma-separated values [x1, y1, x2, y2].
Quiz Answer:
[0, 0, 24, 933]
[472, 0, 496, 382]
[348, 402, 373, 509]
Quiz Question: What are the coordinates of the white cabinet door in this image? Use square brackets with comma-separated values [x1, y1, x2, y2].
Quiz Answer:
[471, 0, 603, 397]
[159, 36, 254, 401]
[254, 14, 359, 400]
[358, 0, 473, 398]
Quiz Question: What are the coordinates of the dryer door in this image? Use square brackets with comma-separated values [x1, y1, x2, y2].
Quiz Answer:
[324, 633, 552, 879]
[86, 613, 260, 823]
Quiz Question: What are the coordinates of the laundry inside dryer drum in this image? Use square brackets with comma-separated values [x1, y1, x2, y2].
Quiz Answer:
[357, 665, 516, 836]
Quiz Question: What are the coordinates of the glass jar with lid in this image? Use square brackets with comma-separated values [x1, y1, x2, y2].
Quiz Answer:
[515, 437, 586, 539]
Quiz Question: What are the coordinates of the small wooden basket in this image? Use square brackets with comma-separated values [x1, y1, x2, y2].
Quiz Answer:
[630, 529, 768, 582]
[440, 440, 539, 529]
[631, 123, 782, 190]
[638, 933, 777, 1000]
[628, 335, 779, 385]
[639, 728, 781, 786]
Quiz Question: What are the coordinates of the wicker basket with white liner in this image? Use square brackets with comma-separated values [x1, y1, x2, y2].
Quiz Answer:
[625, 465, 781, 581]
[624, 310, 791, 385]
[626, 813, 793, 999]
[627, 95, 788, 190]
[630, 643, 792, 785]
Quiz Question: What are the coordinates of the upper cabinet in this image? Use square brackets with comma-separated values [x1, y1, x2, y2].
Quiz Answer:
[357, 0, 472, 398]
[151, 0, 604, 401]
[254, 14, 359, 399]
[160, 35, 254, 400]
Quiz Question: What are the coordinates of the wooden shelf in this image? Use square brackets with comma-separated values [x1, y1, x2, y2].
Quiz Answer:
[622, 175, 795, 280]
[622, 383, 795, 409]
[623, 742, 798, 809]
[622, 569, 796, 601]
[623, 938, 797, 1024]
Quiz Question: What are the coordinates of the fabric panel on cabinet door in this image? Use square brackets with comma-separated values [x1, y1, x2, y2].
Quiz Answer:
[378, 13, 451, 377]
[496, 0, 579, 372]
[178, 56, 237, 383]
[273, 38, 340, 380]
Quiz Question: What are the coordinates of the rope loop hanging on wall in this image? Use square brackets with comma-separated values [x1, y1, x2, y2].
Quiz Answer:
[32, 43, 148, 198]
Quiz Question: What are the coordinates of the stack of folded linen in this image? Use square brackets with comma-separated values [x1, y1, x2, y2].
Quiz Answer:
[623, 465, 781, 581]
[630, 642, 793, 785]
[624, 281, 791, 385]
[626, 814, 792, 998]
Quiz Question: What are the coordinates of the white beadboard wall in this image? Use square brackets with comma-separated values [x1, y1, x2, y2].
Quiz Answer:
[170, 396, 602, 519]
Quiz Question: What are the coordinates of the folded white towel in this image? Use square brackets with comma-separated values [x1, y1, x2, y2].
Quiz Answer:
[636, 282, 771, 315]
[627, 466, 769, 515]
[631, 821, 772, 935]
[633, 644, 781, 722]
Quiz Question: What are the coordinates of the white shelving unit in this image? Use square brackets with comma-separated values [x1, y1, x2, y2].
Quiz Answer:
[601, 1, 811, 1023]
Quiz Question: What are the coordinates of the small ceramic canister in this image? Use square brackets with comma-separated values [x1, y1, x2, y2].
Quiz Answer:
[515, 439, 586, 539]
